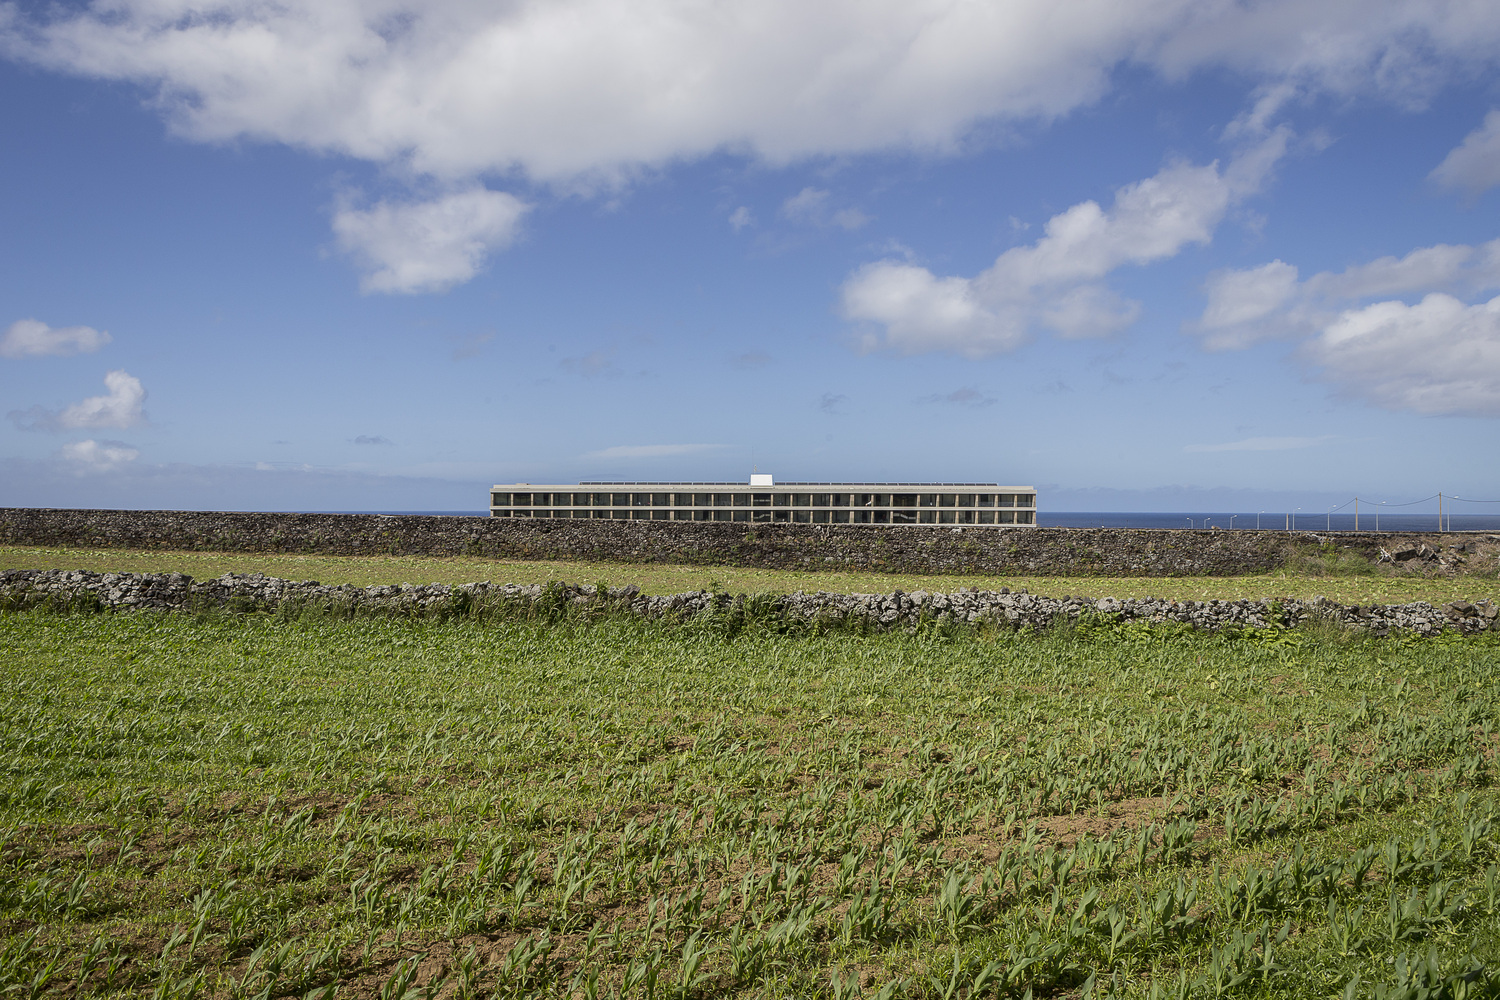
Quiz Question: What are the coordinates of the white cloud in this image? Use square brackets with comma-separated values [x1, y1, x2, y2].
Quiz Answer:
[332, 187, 528, 294]
[1431, 109, 1500, 195]
[1191, 238, 1500, 349]
[0, 318, 111, 359]
[8, 0, 1498, 295]
[583, 443, 725, 459]
[60, 439, 140, 471]
[1184, 435, 1332, 453]
[728, 206, 754, 232]
[1305, 293, 1500, 416]
[9, 370, 148, 431]
[7, 0, 1496, 186]
[844, 132, 1287, 356]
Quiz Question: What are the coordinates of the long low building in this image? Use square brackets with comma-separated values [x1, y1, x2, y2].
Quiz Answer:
[490, 475, 1037, 526]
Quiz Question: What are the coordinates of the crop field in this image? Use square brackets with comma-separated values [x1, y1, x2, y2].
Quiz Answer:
[1, 603, 1498, 999]
[2, 545, 1496, 606]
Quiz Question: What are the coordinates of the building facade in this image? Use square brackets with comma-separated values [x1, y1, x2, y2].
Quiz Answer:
[490, 476, 1037, 526]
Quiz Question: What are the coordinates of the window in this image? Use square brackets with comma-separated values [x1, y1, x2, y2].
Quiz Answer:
[918, 494, 937, 507]
[773, 510, 790, 522]
[793, 510, 811, 523]
[892, 510, 917, 524]
[812, 493, 830, 506]
[693, 493, 712, 506]
[792, 493, 811, 507]
[753, 510, 772, 522]
[713, 493, 733, 506]
[1018, 511, 1034, 524]
[732, 493, 750, 507]
[491, 493, 510, 506]
[812, 510, 829, 523]
[752, 493, 772, 506]
[512, 493, 532, 506]
[957, 510, 973, 524]
[831, 510, 850, 523]
[732, 511, 750, 522]
[957, 494, 973, 507]
[977, 494, 996, 507]
[873, 510, 890, 524]
[892, 493, 917, 507]
[999, 510, 1015, 523]
[652, 493, 669, 507]
[939, 510, 955, 524]
[998, 494, 1015, 507]
[631, 493, 651, 506]
[919, 510, 936, 523]
[938, 494, 955, 507]
[1019, 495, 1035, 508]
[694, 510, 713, 521]
[773, 493, 791, 507]
[829, 494, 848, 506]
[713, 510, 732, 521]
[978, 511, 995, 524]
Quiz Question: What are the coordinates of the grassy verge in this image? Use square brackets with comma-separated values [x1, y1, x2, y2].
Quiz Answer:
[1, 607, 1497, 997]
[3, 545, 1496, 606]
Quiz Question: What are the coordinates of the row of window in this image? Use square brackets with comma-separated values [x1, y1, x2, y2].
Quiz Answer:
[492, 508, 1035, 524]
[492, 491, 1035, 508]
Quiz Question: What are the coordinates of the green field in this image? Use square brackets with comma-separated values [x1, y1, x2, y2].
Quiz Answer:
[3, 545, 1496, 607]
[1, 604, 1498, 998]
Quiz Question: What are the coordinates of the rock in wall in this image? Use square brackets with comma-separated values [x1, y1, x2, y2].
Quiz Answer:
[0, 507, 1490, 578]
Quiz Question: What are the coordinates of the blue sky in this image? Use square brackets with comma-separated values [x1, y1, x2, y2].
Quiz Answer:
[2, 0, 1499, 513]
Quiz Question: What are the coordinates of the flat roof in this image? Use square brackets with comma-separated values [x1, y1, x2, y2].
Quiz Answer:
[499, 482, 1031, 488]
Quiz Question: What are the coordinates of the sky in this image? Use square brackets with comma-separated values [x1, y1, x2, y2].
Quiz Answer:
[2, 0, 1500, 514]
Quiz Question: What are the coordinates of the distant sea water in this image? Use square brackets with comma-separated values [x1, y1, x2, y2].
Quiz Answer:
[334, 511, 1500, 531]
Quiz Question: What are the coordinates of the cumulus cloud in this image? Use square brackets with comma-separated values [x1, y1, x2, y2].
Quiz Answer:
[1305, 293, 1500, 416]
[583, 443, 725, 460]
[7, 0, 1499, 295]
[59, 439, 140, 471]
[332, 188, 528, 294]
[843, 132, 1287, 356]
[7, 1, 1496, 183]
[1190, 238, 1500, 348]
[1, 318, 111, 359]
[353, 434, 392, 445]
[1431, 110, 1500, 195]
[1190, 239, 1500, 415]
[9, 370, 148, 432]
[728, 206, 754, 232]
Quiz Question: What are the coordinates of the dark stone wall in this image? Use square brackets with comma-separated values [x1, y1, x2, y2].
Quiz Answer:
[0, 507, 1482, 577]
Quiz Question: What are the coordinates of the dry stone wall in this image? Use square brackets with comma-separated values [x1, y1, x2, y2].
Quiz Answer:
[3, 569, 1496, 637]
[0, 507, 1489, 577]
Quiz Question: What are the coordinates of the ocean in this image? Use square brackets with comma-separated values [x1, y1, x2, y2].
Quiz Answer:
[339, 511, 1500, 531]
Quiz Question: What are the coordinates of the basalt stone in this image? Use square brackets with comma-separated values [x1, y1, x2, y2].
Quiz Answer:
[2, 567, 1495, 637]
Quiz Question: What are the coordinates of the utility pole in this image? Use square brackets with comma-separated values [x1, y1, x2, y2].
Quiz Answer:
[1439, 492, 1443, 533]
[1354, 497, 1358, 531]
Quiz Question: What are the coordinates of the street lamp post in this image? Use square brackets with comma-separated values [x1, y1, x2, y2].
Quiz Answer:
[1377, 501, 1386, 531]
[1230, 515, 1237, 529]
[1294, 507, 1301, 530]
[1185, 517, 1193, 529]
[1257, 510, 1265, 530]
